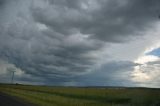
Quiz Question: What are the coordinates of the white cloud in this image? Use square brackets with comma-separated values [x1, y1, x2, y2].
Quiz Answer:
[135, 55, 159, 64]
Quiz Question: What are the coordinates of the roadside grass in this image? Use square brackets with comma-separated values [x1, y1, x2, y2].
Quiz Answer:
[0, 84, 160, 106]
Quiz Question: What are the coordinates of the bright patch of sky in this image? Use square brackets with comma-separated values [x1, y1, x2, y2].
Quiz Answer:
[146, 47, 160, 57]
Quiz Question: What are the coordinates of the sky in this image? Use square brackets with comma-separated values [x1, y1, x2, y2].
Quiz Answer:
[0, 0, 160, 88]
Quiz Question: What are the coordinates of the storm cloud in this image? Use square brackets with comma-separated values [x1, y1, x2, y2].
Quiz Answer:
[0, 0, 160, 86]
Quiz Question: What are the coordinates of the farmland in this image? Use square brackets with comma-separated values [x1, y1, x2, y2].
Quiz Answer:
[0, 84, 160, 106]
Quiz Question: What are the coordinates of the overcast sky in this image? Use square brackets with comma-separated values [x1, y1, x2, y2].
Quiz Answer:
[0, 0, 160, 87]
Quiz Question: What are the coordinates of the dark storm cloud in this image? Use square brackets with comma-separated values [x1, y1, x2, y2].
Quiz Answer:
[0, 2, 103, 83]
[32, 0, 160, 42]
[0, 0, 9, 6]
[0, 0, 160, 85]
[0, 0, 5, 6]
[73, 61, 138, 86]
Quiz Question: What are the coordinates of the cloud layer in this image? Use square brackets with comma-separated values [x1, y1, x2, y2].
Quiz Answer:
[0, 0, 160, 86]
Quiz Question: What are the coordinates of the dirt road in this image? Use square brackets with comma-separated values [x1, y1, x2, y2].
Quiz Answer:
[0, 93, 35, 106]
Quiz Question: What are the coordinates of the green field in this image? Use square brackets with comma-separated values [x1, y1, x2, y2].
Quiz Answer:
[0, 84, 160, 106]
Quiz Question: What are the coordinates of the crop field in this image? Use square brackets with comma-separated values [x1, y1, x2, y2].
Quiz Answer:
[0, 84, 160, 106]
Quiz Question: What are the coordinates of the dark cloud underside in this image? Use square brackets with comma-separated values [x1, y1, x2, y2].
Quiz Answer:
[0, 0, 160, 85]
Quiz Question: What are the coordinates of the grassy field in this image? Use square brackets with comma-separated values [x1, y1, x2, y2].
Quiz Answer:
[0, 84, 160, 106]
